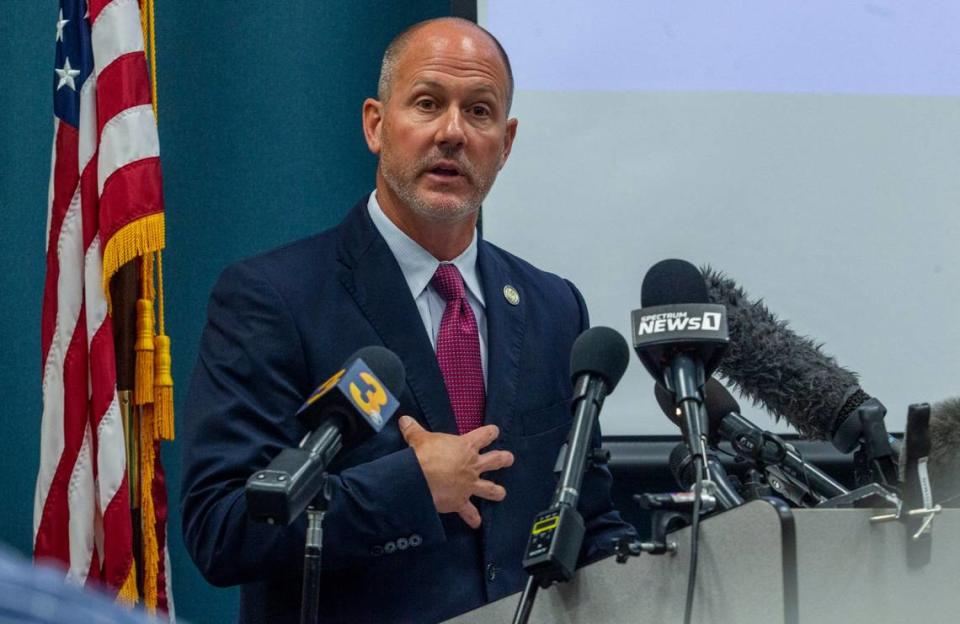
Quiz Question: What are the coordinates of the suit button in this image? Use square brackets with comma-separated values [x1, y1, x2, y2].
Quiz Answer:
[384, 541, 397, 554]
[409, 533, 422, 547]
[371, 545, 383, 557]
[486, 563, 497, 581]
[396, 537, 409, 550]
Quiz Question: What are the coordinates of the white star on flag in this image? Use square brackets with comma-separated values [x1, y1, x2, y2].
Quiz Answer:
[55, 57, 81, 91]
[56, 9, 69, 42]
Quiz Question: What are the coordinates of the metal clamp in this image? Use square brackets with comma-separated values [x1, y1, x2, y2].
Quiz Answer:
[870, 504, 942, 540]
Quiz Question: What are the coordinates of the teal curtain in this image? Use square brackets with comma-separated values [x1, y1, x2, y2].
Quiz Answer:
[0, 2, 450, 621]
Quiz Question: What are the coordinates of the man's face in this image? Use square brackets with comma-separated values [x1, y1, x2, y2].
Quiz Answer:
[365, 23, 517, 222]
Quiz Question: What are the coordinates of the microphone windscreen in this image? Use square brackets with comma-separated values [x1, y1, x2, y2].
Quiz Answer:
[641, 259, 709, 307]
[703, 378, 742, 429]
[347, 345, 406, 396]
[703, 266, 859, 440]
[929, 397, 960, 507]
[655, 378, 743, 434]
[668, 442, 695, 488]
[570, 326, 630, 393]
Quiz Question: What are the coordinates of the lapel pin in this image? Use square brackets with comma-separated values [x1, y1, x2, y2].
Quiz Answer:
[503, 285, 520, 306]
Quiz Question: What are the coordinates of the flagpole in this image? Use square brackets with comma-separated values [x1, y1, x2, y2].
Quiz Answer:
[111, 259, 143, 596]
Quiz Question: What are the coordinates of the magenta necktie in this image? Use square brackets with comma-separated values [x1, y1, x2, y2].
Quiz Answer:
[432, 264, 485, 434]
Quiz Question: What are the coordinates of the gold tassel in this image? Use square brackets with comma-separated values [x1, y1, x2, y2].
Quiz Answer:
[154, 334, 174, 440]
[153, 250, 174, 440]
[140, 405, 159, 613]
[116, 561, 139, 605]
[134, 298, 155, 405]
[135, 254, 157, 406]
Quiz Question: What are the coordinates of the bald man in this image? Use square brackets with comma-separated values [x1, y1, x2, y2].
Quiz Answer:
[181, 18, 634, 624]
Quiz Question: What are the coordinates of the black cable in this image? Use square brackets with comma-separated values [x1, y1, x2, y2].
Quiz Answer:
[683, 455, 703, 624]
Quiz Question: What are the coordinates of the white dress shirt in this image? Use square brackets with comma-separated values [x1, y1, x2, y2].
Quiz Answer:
[366, 192, 488, 382]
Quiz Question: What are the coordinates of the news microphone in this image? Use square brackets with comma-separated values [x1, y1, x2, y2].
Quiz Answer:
[668, 442, 745, 510]
[703, 267, 898, 485]
[246, 346, 405, 525]
[521, 326, 629, 586]
[632, 259, 729, 480]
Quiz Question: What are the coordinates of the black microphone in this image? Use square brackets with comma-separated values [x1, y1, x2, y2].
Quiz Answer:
[246, 346, 406, 525]
[632, 259, 729, 480]
[703, 267, 898, 485]
[521, 326, 629, 585]
[667, 442, 745, 510]
[697, 379, 848, 502]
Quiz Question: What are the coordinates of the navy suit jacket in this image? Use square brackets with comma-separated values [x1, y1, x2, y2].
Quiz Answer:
[180, 199, 634, 623]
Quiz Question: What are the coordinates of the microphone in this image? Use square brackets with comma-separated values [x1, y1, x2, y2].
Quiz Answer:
[918, 397, 960, 507]
[703, 267, 898, 485]
[246, 346, 406, 525]
[676, 379, 849, 503]
[667, 442, 745, 510]
[521, 326, 629, 585]
[632, 259, 729, 480]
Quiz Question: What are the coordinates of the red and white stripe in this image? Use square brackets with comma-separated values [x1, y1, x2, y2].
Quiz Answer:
[35, 0, 167, 601]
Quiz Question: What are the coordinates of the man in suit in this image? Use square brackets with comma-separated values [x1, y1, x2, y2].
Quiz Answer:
[180, 17, 634, 623]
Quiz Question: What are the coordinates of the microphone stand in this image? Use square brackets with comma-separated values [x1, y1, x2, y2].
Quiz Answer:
[300, 481, 330, 624]
[668, 354, 714, 488]
[512, 375, 606, 624]
[666, 354, 713, 624]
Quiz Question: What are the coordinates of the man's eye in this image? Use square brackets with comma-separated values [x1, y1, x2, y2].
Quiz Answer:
[471, 105, 491, 117]
[416, 99, 436, 111]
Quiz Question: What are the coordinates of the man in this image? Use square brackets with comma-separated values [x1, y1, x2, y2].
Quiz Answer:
[181, 17, 634, 623]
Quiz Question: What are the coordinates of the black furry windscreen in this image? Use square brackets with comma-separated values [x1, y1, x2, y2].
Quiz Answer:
[929, 397, 960, 507]
[702, 266, 859, 440]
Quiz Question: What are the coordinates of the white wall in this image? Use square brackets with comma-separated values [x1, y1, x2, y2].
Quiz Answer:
[480, 1, 960, 435]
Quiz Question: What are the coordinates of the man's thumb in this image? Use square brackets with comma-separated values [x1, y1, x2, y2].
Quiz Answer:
[398, 415, 424, 442]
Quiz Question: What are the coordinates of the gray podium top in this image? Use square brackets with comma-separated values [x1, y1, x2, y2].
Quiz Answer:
[447, 501, 960, 624]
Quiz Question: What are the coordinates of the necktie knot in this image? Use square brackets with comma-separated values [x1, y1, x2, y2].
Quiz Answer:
[432, 263, 466, 302]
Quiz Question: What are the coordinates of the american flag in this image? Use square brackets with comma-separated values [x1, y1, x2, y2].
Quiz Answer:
[35, 0, 171, 613]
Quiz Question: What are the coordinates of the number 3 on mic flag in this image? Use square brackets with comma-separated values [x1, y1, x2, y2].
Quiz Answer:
[344, 360, 399, 430]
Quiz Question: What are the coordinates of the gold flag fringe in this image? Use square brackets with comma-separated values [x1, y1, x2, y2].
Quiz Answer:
[102, 213, 166, 312]
[116, 561, 139, 604]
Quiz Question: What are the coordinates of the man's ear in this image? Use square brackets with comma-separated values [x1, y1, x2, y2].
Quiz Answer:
[498, 118, 519, 169]
[362, 98, 384, 155]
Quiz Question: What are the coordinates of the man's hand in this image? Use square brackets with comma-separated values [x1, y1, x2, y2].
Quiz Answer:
[398, 415, 514, 529]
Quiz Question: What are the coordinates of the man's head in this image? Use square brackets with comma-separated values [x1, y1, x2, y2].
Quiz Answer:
[363, 18, 518, 225]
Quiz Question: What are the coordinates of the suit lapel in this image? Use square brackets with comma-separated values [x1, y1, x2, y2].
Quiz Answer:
[336, 201, 458, 435]
[478, 241, 525, 436]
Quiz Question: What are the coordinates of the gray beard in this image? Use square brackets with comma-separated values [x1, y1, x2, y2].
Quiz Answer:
[379, 151, 496, 223]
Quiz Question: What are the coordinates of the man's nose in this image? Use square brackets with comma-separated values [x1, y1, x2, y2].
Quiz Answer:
[434, 106, 466, 150]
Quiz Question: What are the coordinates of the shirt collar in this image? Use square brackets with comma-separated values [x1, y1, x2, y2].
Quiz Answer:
[367, 191, 485, 306]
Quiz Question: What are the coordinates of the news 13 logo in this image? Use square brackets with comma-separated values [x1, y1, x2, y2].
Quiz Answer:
[299, 358, 400, 430]
[342, 359, 399, 430]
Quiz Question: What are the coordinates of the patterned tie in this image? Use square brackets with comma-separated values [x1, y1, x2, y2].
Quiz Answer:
[431, 264, 486, 434]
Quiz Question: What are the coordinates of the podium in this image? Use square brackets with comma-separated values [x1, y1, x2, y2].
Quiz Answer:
[446, 500, 960, 623]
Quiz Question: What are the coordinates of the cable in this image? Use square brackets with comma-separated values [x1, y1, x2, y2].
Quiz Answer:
[683, 455, 704, 624]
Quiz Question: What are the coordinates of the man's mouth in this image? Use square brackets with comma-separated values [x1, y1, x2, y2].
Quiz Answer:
[426, 162, 464, 178]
